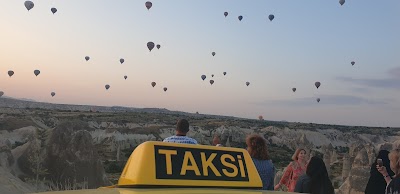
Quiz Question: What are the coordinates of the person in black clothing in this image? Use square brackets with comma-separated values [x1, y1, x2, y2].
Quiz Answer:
[294, 156, 334, 194]
[365, 150, 394, 194]
[377, 149, 400, 194]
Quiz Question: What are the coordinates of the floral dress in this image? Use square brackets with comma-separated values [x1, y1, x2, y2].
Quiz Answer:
[279, 161, 307, 192]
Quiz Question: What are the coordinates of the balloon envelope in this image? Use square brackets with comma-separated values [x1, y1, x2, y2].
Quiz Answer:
[51, 92, 56, 97]
[8, 70, 14, 77]
[156, 44, 161, 49]
[147, 42, 155, 51]
[0, 91, 4, 97]
[238, 15, 243, 21]
[210, 80, 214, 85]
[246, 82, 250, 86]
[124, 75, 127, 80]
[315, 82, 321, 89]
[351, 61, 355, 66]
[151, 82, 156, 87]
[223, 72, 226, 76]
[120, 58, 125, 64]
[292, 88, 296, 92]
[317, 98, 321, 103]
[105, 85, 110, 90]
[211, 74, 214, 77]
[51, 8, 57, 14]
[224, 12, 228, 17]
[145, 1, 152, 10]
[339, 0, 345, 5]
[212, 52, 215, 56]
[24, 1, 34, 11]
[201, 75, 206, 81]
[268, 14, 274, 21]
[163, 87, 167, 92]
[34, 70, 40, 76]
[85, 56, 90, 61]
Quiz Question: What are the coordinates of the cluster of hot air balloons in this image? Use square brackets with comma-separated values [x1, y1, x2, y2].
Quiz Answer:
[147, 42, 161, 52]
[223, 11, 274, 22]
[24, 1, 57, 14]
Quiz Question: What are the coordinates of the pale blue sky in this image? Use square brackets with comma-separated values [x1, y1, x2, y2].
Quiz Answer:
[0, 0, 399, 127]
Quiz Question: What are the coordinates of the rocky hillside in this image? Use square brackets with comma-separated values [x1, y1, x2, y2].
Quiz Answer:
[1, 98, 400, 193]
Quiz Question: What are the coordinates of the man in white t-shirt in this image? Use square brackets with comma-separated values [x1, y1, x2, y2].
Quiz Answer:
[163, 119, 198, 144]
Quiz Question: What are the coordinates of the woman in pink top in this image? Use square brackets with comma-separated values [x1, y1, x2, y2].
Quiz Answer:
[274, 148, 308, 192]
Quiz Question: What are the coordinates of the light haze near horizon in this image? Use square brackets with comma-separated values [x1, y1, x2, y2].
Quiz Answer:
[0, 0, 399, 127]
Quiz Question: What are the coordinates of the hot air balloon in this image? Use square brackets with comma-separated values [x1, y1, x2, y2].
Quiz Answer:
[212, 52, 216, 56]
[339, 0, 345, 6]
[151, 82, 156, 87]
[85, 56, 90, 61]
[238, 15, 243, 21]
[317, 98, 320, 103]
[351, 61, 355, 66]
[201, 75, 206, 81]
[163, 87, 167, 92]
[120, 58, 125, 64]
[51, 92, 56, 97]
[105, 84, 110, 90]
[268, 14, 274, 21]
[0, 91, 4, 97]
[34, 70, 40, 76]
[211, 74, 214, 77]
[145, 1, 152, 10]
[8, 71, 14, 77]
[156, 44, 161, 49]
[292, 88, 296, 92]
[210, 80, 214, 85]
[258, 115, 264, 121]
[124, 75, 127, 80]
[246, 82, 250, 86]
[315, 82, 321, 89]
[51, 8, 57, 14]
[24, 1, 34, 11]
[147, 42, 155, 52]
[224, 12, 228, 17]
[223, 72, 226, 76]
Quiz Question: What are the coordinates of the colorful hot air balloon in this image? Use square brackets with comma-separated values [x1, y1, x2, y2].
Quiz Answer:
[315, 82, 321, 89]
[105, 84, 110, 90]
[124, 75, 127, 80]
[85, 56, 90, 61]
[210, 80, 214, 85]
[292, 88, 296, 92]
[201, 75, 206, 81]
[51, 8, 57, 14]
[238, 15, 243, 21]
[51, 92, 56, 97]
[147, 42, 155, 51]
[8, 70, 14, 77]
[317, 98, 321, 103]
[212, 52, 216, 56]
[120, 58, 125, 64]
[156, 44, 161, 49]
[339, 0, 345, 6]
[224, 12, 228, 17]
[258, 115, 264, 121]
[145, 1, 152, 10]
[223, 72, 226, 76]
[246, 82, 250, 86]
[268, 14, 274, 21]
[24, 1, 34, 11]
[34, 70, 40, 76]
[351, 61, 355, 66]
[0, 91, 4, 97]
[163, 87, 167, 92]
[151, 82, 156, 87]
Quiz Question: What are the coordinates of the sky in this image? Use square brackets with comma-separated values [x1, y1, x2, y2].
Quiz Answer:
[0, 0, 399, 127]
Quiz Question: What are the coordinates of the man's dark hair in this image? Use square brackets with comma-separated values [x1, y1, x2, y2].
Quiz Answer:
[176, 119, 190, 133]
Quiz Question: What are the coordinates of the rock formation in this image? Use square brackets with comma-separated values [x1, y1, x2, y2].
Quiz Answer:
[45, 120, 111, 189]
[337, 148, 370, 194]
[341, 153, 351, 181]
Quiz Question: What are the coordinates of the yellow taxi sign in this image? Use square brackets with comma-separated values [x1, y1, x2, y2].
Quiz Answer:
[118, 141, 262, 189]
